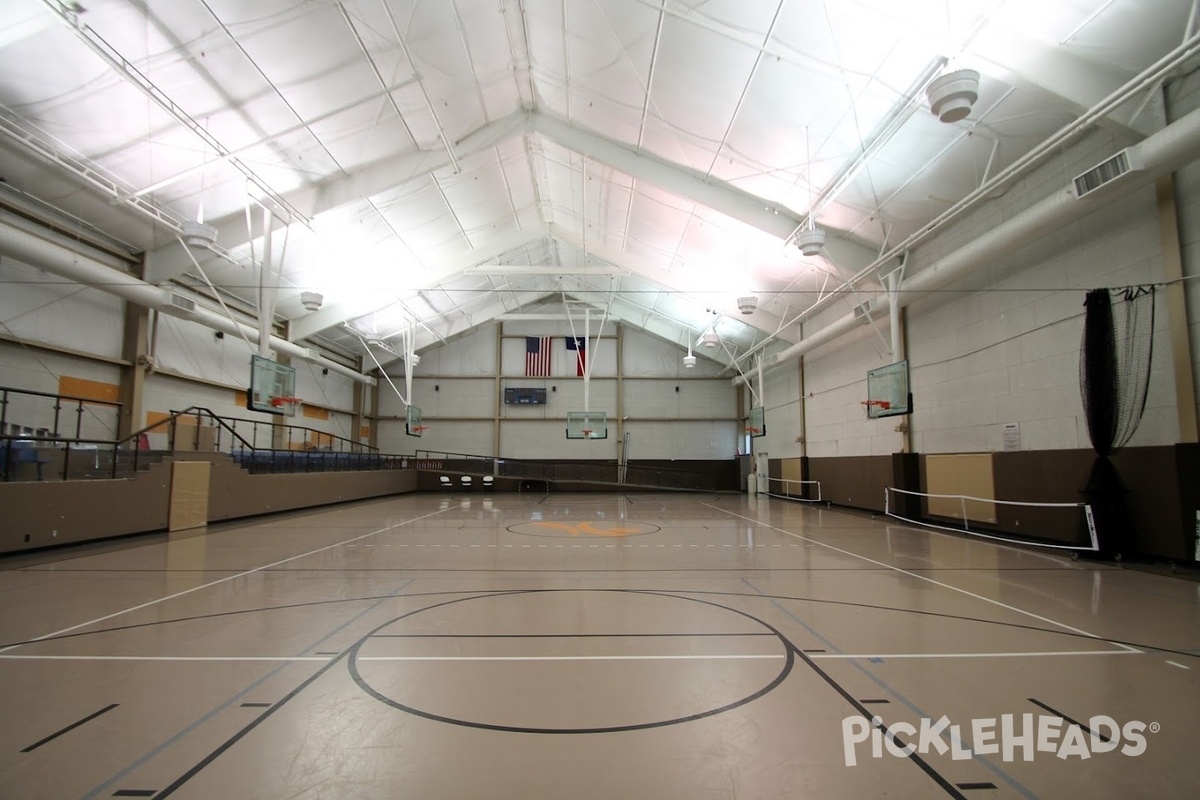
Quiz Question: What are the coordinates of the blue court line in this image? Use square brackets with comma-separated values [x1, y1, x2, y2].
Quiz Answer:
[79, 578, 416, 800]
[740, 577, 1040, 800]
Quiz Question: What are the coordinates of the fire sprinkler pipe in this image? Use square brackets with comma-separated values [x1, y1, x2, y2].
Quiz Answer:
[733, 99, 1200, 384]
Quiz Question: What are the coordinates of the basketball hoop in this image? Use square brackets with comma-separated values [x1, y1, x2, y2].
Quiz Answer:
[861, 400, 891, 413]
[744, 427, 760, 436]
[410, 425, 429, 434]
[270, 396, 302, 417]
[581, 429, 593, 439]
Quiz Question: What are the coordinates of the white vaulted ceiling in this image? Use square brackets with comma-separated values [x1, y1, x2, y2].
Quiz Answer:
[0, 0, 1194, 373]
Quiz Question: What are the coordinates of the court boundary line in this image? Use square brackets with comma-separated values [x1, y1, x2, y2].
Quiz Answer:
[0, 507, 453, 656]
[0, 654, 785, 663]
[0, 650, 1139, 662]
[704, 503, 1140, 654]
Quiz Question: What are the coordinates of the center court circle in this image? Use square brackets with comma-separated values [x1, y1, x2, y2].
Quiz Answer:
[506, 520, 660, 538]
[347, 589, 794, 734]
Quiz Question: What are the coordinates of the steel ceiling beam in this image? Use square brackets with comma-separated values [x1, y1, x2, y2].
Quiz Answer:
[531, 114, 878, 269]
[290, 226, 549, 340]
[143, 113, 530, 284]
[547, 223, 797, 344]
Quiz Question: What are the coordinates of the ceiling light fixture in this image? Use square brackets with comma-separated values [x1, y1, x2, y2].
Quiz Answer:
[300, 291, 324, 312]
[181, 220, 217, 248]
[701, 330, 719, 348]
[796, 228, 825, 256]
[926, 68, 980, 123]
[737, 295, 758, 314]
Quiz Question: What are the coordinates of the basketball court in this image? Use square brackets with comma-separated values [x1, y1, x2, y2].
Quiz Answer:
[1, 491, 1196, 799]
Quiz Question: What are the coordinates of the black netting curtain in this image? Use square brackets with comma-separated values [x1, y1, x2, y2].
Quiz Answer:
[1078, 286, 1155, 556]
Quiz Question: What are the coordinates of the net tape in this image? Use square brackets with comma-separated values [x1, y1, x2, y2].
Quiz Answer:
[884, 486, 1098, 552]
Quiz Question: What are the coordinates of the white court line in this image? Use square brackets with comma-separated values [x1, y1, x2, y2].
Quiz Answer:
[807, 650, 1141, 660]
[704, 503, 1141, 654]
[1166, 660, 1191, 670]
[0, 655, 331, 662]
[0, 506, 454, 656]
[356, 654, 786, 662]
[0, 654, 785, 663]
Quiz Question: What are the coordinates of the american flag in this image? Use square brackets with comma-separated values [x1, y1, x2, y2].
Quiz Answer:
[525, 336, 551, 376]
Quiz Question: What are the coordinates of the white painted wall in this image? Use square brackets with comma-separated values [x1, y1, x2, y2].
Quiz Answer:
[378, 324, 738, 458]
[0, 343, 122, 439]
[792, 120, 1190, 457]
[0, 256, 124, 360]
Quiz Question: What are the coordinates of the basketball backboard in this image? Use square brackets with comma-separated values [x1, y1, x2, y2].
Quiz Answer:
[566, 410, 608, 439]
[406, 405, 424, 437]
[248, 355, 296, 415]
[865, 360, 911, 418]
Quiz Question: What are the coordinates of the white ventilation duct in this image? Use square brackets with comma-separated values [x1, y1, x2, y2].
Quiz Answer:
[0, 222, 374, 385]
[736, 102, 1200, 384]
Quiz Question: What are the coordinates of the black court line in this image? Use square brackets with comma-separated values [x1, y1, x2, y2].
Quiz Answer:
[21, 703, 119, 752]
[112, 791, 157, 797]
[956, 782, 998, 791]
[314, 651, 339, 655]
[239, 703, 272, 708]
[15, 567, 1101, 573]
[152, 590, 523, 798]
[348, 590, 796, 735]
[860, 699, 890, 704]
[787, 643, 966, 799]
[374, 632, 776, 639]
[1028, 698, 1112, 743]
[5, 587, 1195, 663]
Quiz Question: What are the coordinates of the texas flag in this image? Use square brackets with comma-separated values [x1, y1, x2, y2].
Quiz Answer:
[566, 336, 586, 376]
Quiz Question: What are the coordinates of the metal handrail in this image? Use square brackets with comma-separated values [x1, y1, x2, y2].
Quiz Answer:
[0, 385, 122, 442]
[1, 433, 141, 482]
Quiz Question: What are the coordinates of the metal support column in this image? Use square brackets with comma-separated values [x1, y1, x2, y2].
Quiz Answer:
[1157, 175, 1199, 442]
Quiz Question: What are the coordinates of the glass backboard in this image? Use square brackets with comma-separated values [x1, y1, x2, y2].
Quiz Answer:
[248, 355, 296, 415]
[566, 410, 608, 439]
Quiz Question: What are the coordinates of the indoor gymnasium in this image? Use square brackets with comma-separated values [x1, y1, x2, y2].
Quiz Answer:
[0, 1, 1198, 798]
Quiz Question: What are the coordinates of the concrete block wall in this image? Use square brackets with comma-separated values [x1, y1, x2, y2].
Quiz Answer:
[378, 322, 737, 459]
[789, 117, 1191, 458]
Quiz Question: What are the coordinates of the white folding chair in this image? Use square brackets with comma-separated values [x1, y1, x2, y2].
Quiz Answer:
[439, 475, 453, 491]
[482, 475, 494, 490]
[460, 475, 473, 491]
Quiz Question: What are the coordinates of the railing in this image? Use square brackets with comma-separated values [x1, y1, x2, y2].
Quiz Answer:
[0, 385, 121, 441]
[414, 449, 732, 492]
[1, 434, 143, 482]
[163, 408, 378, 455]
[139, 407, 390, 476]
[2, 405, 391, 482]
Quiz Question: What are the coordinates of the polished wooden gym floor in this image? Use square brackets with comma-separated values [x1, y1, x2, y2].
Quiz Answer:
[1, 492, 1197, 799]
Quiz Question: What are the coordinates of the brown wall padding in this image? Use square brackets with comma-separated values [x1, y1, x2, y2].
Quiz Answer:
[0, 459, 418, 554]
[806, 456, 894, 512]
[798, 448, 1194, 561]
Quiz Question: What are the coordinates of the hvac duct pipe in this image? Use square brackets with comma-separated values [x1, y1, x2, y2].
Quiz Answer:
[0, 221, 374, 385]
[735, 102, 1200, 383]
